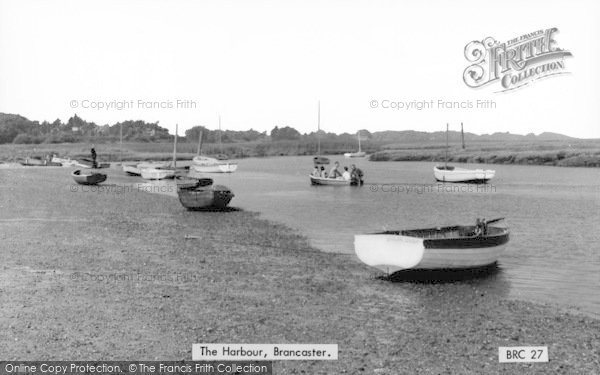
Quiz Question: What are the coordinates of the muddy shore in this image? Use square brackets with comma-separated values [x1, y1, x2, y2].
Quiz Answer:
[0, 167, 598, 374]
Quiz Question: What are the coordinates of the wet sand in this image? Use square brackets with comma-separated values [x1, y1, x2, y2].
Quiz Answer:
[0, 166, 599, 374]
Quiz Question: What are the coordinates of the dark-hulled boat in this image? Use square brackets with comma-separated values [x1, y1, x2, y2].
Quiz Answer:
[176, 178, 234, 210]
[355, 218, 509, 273]
[71, 170, 107, 185]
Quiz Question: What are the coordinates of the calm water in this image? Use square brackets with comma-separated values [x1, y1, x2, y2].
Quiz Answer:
[148, 156, 600, 317]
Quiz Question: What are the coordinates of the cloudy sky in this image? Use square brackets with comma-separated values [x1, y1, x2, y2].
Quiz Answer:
[1, 0, 599, 138]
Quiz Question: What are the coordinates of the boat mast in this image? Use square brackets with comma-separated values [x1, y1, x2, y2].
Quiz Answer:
[197, 129, 203, 156]
[119, 122, 123, 163]
[445, 123, 449, 169]
[461, 122, 465, 149]
[218, 115, 223, 155]
[357, 130, 362, 153]
[173, 124, 178, 168]
[317, 100, 321, 155]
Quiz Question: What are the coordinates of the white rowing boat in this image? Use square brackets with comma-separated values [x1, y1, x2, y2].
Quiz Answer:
[309, 175, 352, 186]
[433, 166, 495, 183]
[355, 218, 509, 273]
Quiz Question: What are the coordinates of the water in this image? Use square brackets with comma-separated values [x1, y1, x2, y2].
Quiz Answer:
[147, 156, 600, 317]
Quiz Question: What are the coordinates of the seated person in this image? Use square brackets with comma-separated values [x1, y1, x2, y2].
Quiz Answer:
[312, 166, 320, 176]
[342, 166, 351, 180]
[329, 161, 343, 179]
[320, 166, 328, 178]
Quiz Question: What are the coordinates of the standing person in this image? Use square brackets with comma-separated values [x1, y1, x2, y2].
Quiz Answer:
[351, 164, 364, 185]
[90, 145, 97, 168]
[329, 161, 342, 179]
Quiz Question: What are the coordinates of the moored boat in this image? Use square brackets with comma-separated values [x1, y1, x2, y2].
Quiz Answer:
[71, 170, 107, 185]
[354, 218, 509, 273]
[140, 167, 175, 180]
[344, 130, 367, 158]
[122, 164, 142, 176]
[434, 123, 495, 183]
[433, 166, 495, 183]
[313, 156, 330, 166]
[191, 156, 238, 173]
[176, 178, 234, 210]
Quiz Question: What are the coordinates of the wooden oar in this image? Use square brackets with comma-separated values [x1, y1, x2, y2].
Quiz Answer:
[485, 217, 505, 225]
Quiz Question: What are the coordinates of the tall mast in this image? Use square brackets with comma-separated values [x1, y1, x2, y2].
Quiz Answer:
[173, 124, 178, 168]
[445, 123, 449, 169]
[119, 122, 123, 163]
[461, 122, 465, 149]
[197, 129, 203, 155]
[218, 115, 222, 154]
[357, 130, 361, 152]
[317, 100, 321, 155]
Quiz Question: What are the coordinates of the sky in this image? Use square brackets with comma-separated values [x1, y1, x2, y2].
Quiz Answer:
[1, 0, 599, 138]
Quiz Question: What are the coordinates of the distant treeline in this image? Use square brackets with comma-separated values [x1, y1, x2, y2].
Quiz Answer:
[0, 113, 368, 145]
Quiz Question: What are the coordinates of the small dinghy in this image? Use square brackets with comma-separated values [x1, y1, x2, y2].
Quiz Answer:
[309, 175, 353, 186]
[176, 178, 234, 210]
[191, 156, 238, 173]
[313, 156, 330, 166]
[434, 166, 495, 184]
[355, 218, 509, 273]
[71, 170, 107, 185]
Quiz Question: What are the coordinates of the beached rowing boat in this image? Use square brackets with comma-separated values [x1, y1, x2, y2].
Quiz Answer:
[71, 170, 107, 185]
[176, 178, 234, 210]
[354, 218, 509, 273]
[433, 166, 495, 183]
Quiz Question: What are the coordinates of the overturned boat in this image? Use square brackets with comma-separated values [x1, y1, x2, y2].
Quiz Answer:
[355, 218, 509, 273]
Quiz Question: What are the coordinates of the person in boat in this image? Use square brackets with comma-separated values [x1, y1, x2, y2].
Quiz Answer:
[350, 164, 364, 185]
[329, 161, 343, 179]
[474, 218, 488, 236]
[312, 166, 320, 177]
[342, 166, 351, 180]
[320, 166, 328, 178]
[90, 145, 97, 168]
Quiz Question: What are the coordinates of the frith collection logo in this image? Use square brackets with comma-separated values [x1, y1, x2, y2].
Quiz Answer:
[463, 28, 572, 92]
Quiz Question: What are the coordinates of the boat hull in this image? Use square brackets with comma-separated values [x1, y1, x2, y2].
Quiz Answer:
[140, 168, 175, 180]
[71, 170, 107, 185]
[309, 175, 352, 186]
[122, 164, 141, 176]
[344, 152, 366, 158]
[313, 156, 330, 166]
[190, 163, 237, 173]
[433, 166, 495, 183]
[177, 184, 234, 210]
[355, 226, 509, 273]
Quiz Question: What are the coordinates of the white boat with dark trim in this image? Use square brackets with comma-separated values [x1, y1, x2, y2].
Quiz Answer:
[191, 156, 237, 173]
[433, 166, 495, 183]
[123, 162, 170, 176]
[140, 125, 178, 180]
[433, 123, 495, 183]
[354, 218, 509, 273]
